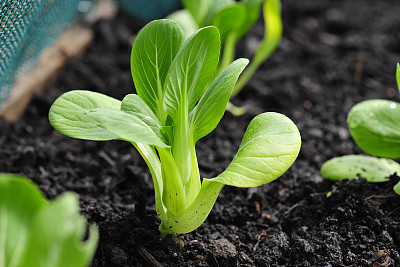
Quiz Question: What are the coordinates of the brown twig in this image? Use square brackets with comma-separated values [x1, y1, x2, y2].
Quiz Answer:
[138, 246, 163, 267]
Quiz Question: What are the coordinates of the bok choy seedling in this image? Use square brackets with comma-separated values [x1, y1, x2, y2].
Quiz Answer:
[321, 64, 400, 195]
[168, 0, 283, 101]
[49, 19, 301, 235]
[0, 173, 98, 267]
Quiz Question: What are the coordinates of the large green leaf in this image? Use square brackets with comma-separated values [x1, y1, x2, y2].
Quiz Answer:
[163, 26, 220, 120]
[348, 99, 400, 158]
[206, 112, 301, 187]
[190, 58, 249, 141]
[131, 19, 185, 120]
[321, 155, 400, 182]
[87, 108, 169, 148]
[395, 181, 400, 195]
[0, 174, 46, 267]
[21, 193, 98, 267]
[203, 0, 235, 26]
[0, 174, 98, 267]
[49, 90, 121, 141]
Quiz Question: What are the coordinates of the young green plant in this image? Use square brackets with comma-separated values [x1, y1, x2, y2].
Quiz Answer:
[49, 19, 301, 235]
[0, 173, 98, 267]
[168, 0, 283, 102]
[321, 63, 400, 195]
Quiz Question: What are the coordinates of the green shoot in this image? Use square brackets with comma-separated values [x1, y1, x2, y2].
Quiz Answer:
[168, 0, 283, 99]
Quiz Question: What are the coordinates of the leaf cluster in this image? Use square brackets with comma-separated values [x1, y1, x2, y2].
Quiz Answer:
[167, 0, 283, 100]
[321, 64, 400, 195]
[0, 174, 98, 267]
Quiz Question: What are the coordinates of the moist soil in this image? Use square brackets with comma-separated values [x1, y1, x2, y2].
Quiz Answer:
[1, 0, 400, 266]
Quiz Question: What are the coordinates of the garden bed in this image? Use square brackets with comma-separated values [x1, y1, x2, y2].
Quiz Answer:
[1, 0, 400, 266]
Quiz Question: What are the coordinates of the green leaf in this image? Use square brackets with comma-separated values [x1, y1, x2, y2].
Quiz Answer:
[159, 180, 224, 235]
[206, 112, 301, 187]
[164, 26, 220, 119]
[87, 108, 169, 148]
[203, 0, 235, 26]
[394, 181, 400, 195]
[397, 63, 400, 92]
[166, 10, 198, 38]
[49, 90, 121, 141]
[253, 0, 282, 66]
[22, 193, 98, 267]
[348, 99, 400, 158]
[0, 174, 98, 267]
[234, 0, 263, 41]
[190, 58, 249, 141]
[211, 4, 246, 41]
[0, 174, 46, 267]
[182, 0, 213, 26]
[131, 19, 185, 121]
[321, 155, 400, 182]
[121, 94, 165, 139]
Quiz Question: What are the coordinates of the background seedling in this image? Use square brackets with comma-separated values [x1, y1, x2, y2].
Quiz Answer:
[0, 173, 98, 267]
[168, 0, 283, 108]
[321, 64, 400, 195]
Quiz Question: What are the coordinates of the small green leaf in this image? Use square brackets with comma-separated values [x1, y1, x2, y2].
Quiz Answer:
[49, 90, 121, 141]
[321, 155, 400, 182]
[397, 63, 400, 92]
[394, 181, 400, 195]
[190, 58, 249, 141]
[206, 112, 301, 187]
[87, 108, 169, 148]
[211, 4, 246, 41]
[326, 186, 337, 198]
[348, 99, 400, 158]
[131, 19, 185, 120]
[164, 26, 220, 120]
[234, 0, 263, 41]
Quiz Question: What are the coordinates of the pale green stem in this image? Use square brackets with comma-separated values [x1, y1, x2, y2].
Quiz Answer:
[184, 137, 201, 207]
[172, 97, 191, 185]
[231, 59, 260, 98]
[158, 147, 186, 216]
[159, 180, 224, 236]
[132, 143, 166, 220]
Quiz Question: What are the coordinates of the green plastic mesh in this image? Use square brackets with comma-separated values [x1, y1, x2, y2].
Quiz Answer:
[0, 0, 83, 109]
[0, 0, 179, 110]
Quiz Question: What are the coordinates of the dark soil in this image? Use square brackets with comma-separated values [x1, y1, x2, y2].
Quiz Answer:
[1, 0, 400, 266]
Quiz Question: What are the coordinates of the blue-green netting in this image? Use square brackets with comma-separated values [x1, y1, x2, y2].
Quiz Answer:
[0, 0, 179, 110]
